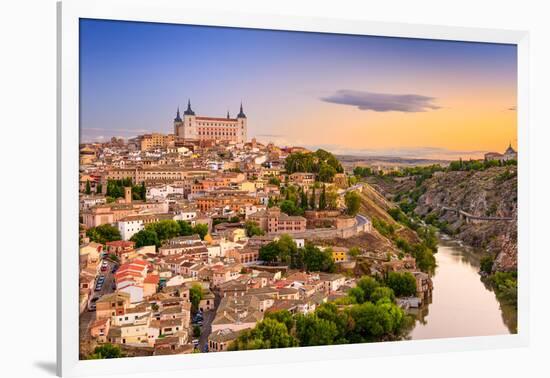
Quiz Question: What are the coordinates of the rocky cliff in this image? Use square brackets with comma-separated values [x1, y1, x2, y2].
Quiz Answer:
[414, 166, 518, 272]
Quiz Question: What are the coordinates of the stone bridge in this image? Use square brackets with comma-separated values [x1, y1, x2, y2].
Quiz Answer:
[440, 206, 515, 224]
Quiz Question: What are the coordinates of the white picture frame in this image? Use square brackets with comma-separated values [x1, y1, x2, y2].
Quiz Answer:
[57, 0, 530, 376]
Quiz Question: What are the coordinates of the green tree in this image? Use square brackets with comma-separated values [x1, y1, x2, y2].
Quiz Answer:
[310, 186, 316, 210]
[86, 224, 121, 244]
[229, 318, 297, 350]
[410, 243, 436, 273]
[88, 344, 124, 359]
[349, 247, 361, 259]
[189, 284, 204, 313]
[268, 176, 281, 186]
[385, 272, 417, 297]
[326, 186, 338, 210]
[300, 189, 308, 210]
[318, 163, 337, 182]
[130, 228, 160, 248]
[302, 244, 335, 272]
[480, 255, 494, 275]
[245, 221, 265, 237]
[177, 220, 194, 236]
[370, 286, 396, 303]
[264, 310, 295, 332]
[489, 272, 517, 308]
[192, 224, 209, 240]
[347, 287, 366, 304]
[348, 301, 398, 342]
[295, 313, 338, 346]
[259, 242, 280, 263]
[85, 180, 91, 195]
[356, 276, 380, 301]
[318, 184, 327, 210]
[193, 325, 201, 338]
[96, 183, 102, 194]
[276, 234, 298, 265]
[280, 199, 303, 216]
[344, 191, 361, 216]
[146, 220, 180, 242]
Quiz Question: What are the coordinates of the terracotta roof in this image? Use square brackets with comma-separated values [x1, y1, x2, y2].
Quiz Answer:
[144, 274, 160, 285]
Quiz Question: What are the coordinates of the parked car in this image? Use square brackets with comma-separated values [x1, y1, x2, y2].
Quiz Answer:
[88, 297, 99, 311]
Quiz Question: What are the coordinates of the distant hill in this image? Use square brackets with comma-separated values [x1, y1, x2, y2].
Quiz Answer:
[337, 154, 450, 169]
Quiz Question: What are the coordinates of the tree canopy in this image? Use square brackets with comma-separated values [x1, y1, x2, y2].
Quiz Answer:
[130, 220, 210, 248]
[87, 344, 124, 359]
[229, 275, 413, 351]
[385, 272, 417, 297]
[284, 149, 344, 183]
[245, 221, 265, 237]
[86, 224, 121, 244]
[259, 236, 335, 272]
[344, 191, 361, 216]
[189, 284, 204, 313]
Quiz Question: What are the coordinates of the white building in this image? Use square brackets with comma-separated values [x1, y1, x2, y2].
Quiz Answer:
[146, 184, 184, 200]
[118, 218, 144, 241]
[117, 213, 175, 240]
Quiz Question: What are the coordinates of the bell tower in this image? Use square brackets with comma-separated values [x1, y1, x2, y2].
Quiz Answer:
[237, 102, 247, 143]
[173, 106, 183, 136]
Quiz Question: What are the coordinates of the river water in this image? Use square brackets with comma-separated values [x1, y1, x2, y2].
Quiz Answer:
[409, 237, 516, 340]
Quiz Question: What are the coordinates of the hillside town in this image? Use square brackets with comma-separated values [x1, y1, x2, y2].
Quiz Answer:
[78, 103, 434, 358]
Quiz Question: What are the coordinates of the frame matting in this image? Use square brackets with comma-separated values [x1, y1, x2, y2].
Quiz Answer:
[57, 0, 530, 376]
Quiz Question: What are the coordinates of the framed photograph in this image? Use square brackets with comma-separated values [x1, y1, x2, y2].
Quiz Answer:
[58, 0, 529, 376]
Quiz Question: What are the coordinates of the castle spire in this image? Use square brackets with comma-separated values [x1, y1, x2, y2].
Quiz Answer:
[183, 99, 195, 116]
[174, 106, 182, 122]
[237, 101, 246, 118]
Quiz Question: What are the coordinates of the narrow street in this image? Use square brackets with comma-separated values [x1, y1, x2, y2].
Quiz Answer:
[197, 309, 215, 352]
[79, 259, 116, 342]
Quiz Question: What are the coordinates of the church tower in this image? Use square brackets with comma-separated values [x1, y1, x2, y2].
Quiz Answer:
[173, 106, 183, 136]
[237, 102, 247, 143]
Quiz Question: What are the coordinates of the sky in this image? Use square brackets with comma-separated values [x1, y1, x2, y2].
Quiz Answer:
[80, 18, 517, 159]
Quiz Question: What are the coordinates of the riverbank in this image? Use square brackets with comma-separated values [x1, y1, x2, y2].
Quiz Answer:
[408, 236, 516, 340]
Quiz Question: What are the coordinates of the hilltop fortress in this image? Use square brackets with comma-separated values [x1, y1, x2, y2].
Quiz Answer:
[174, 100, 247, 144]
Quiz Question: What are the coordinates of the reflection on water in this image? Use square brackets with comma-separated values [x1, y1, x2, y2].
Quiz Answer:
[409, 238, 516, 340]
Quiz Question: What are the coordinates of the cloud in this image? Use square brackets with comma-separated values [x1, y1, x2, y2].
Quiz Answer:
[321, 89, 440, 113]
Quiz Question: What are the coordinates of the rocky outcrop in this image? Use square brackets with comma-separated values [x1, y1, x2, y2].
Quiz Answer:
[414, 167, 517, 272]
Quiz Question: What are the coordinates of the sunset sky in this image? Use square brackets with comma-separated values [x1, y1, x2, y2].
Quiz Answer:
[80, 19, 517, 159]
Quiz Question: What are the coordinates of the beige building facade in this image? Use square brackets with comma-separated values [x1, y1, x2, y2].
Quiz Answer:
[174, 101, 247, 143]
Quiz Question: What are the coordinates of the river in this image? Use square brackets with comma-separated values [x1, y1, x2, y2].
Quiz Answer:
[409, 237, 516, 340]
